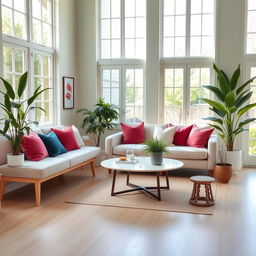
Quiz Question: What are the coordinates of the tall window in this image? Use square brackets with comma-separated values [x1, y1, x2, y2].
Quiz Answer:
[246, 0, 256, 53]
[99, 0, 146, 123]
[161, 0, 215, 124]
[1, 0, 55, 124]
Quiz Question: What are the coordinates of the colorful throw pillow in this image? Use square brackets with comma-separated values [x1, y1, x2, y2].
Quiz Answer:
[51, 126, 80, 151]
[38, 132, 68, 157]
[121, 122, 145, 144]
[72, 125, 85, 147]
[168, 124, 193, 146]
[186, 124, 214, 148]
[21, 132, 48, 161]
[153, 126, 176, 146]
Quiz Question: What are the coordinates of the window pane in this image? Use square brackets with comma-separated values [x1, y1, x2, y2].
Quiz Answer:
[111, 0, 120, 18]
[101, 19, 110, 39]
[2, 6, 13, 36]
[248, 11, 256, 33]
[125, 0, 135, 17]
[136, 0, 146, 16]
[164, 68, 184, 124]
[14, 12, 26, 39]
[164, 0, 175, 15]
[111, 19, 120, 38]
[101, 0, 110, 18]
[42, 0, 52, 23]
[175, 0, 186, 15]
[190, 36, 201, 56]
[2, 0, 12, 7]
[164, 16, 175, 37]
[175, 37, 185, 56]
[248, 0, 256, 10]
[33, 18, 42, 44]
[191, 0, 202, 14]
[32, 0, 41, 19]
[111, 39, 121, 58]
[191, 15, 201, 36]
[188, 67, 211, 125]
[14, 50, 24, 73]
[14, 0, 25, 12]
[43, 23, 52, 46]
[3, 47, 12, 72]
[101, 40, 111, 58]
[125, 68, 144, 123]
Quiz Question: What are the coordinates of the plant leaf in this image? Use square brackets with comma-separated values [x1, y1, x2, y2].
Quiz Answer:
[224, 91, 235, 108]
[230, 65, 240, 90]
[234, 91, 253, 108]
[236, 76, 256, 95]
[202, 117, 223, 125]
[0, 77, 15, 99]
[237, 103, 256, 118]
[203, 85, 225, 101]
[201, 98, 227, 115]
[17, 72, 28, 98]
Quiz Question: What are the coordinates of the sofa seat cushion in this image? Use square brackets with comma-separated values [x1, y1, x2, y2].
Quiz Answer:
[113, 144, 146, 156]
[56, 146, 101, 166]
[165, 146, 208, 160]
[0, 157, 70, 179]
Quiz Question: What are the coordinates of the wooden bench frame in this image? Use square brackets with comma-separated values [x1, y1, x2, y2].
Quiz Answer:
[0, 157, 96, 206]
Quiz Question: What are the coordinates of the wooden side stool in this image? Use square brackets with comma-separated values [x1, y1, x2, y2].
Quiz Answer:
[189, 175, 215, 207]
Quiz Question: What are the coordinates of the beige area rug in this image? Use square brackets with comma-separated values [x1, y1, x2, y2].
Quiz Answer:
[66, 173, 215, 215]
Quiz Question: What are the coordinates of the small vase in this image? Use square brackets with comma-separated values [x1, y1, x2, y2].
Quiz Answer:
[214, 163, 232, 183]
[151, 152, 163, 165]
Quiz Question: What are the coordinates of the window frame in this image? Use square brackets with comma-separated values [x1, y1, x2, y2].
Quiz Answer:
[1, 0, 56, 125]
[160, 61, 214, 124]
[161, 0, 215, 59]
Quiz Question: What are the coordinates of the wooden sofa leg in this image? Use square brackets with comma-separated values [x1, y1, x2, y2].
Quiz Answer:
[90, 161, 96, 177]
[108, 169, 112, 174]
[0, 180, 7, 200]
[35, 182, 41, 206]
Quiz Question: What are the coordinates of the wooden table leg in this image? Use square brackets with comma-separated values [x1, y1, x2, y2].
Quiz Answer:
[165, 171, 170, 189]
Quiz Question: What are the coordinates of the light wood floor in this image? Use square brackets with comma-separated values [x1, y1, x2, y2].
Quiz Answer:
[0, 167, 256, 256]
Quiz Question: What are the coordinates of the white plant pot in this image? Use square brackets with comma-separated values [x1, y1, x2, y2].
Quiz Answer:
[7, 153, 24, 167]
[225, 150, 242, 174]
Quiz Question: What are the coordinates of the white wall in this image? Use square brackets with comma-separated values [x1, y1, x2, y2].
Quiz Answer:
[73, 0, 97, 131]
[57, 0, 77, 126]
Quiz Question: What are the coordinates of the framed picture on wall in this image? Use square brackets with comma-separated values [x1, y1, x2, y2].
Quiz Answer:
[63, 76, 74, 109]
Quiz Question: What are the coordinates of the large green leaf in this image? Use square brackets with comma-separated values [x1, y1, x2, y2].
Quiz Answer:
[201, 98, 227, 115]
[27, 88, 49, 106]
[4, 94, 11, 111]
[237, 103, 256, 118]
[203, 85, 225, 101]
[236, 76, 256, 95]
[224, 92, 235, 108]
[234, 91, 253, 108]
[238, 118, 256, 127]
[209, 107, 226, 118]
[0, 77, 15, 99]
[213, 64, 230, 94]
[230, 65, 240, 90]
[207, 123, 224, 133]
[202, 117, 223, 125]
[17, 72, 28, 98]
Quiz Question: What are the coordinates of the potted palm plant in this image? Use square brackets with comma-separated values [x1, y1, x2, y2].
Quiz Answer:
[202, 63, 256, 174]
[144, 139, 169, 165]
[0, 72, 49, 166]
[77, 97, 119, 147]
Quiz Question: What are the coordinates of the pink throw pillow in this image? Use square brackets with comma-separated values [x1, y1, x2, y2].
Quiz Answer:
[121, 122, 145, 144]
[186, 124, 214, 148]
[168, 124, 193, 146]
[51, 126, 80, 151]
[21, 132, 48, 161]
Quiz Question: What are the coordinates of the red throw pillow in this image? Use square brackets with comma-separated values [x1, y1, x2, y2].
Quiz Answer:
[186, 124, 214, 148]
[168, 124, 193, 146]
[21, 132, 48, 161]
[121, 122, 145, 144]
[51, 126, 80, 151]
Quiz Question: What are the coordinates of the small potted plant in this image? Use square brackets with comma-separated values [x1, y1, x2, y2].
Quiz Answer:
[77, 97, 119, 147]
[144, 139, 169, 165]
[0, 72, 49, 166]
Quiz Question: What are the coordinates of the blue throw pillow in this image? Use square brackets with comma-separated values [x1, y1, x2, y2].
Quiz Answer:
[38, 131, 68, 157]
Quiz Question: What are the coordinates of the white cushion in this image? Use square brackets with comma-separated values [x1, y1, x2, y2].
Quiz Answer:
[72, 125, 85, 147]
[41, 125, 65, 134]
[56, 147, 100, 166]
[113, 144, 146, 156]
[0, 157, 70, 179]
[153, 126, 175, 146]
[165, 146, 208, 160]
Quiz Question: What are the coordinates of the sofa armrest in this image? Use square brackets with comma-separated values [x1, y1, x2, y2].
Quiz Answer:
[105, 132, 123, 157]
[207, 134, 218, 170]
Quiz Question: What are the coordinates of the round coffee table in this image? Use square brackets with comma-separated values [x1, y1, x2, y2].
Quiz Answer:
[101, 157, 184, 201]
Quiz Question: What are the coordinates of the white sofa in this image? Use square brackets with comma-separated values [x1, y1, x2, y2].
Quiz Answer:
[0, 126, 100, 206]
[105, 124, 217, 173]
